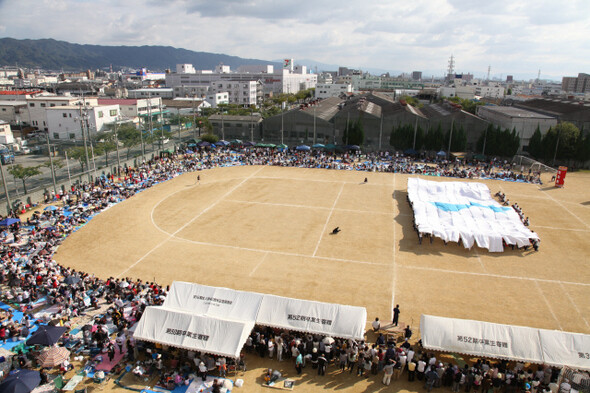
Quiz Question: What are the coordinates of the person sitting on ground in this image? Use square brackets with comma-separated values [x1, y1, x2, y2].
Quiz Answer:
[265, 368, 282, 384]
[372, 318, 381, 332]
[332, 227, 341, 234]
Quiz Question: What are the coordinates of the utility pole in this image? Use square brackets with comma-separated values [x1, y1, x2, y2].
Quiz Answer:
[114, 116, 121, 175]
[45, 131, 58, 196]
[552, 130, 560, 166]
[250, 107, 254, 142]
[412, 117, 418, 151]
[313, 106, 317, 145]
[65, 150, 72, 188]
[221, 108, 225, 141]
[148, 94, 154, 152]
[0, 157, 11, 213]
[158, 99, 165, 149]
[482, 126, 488, 156]
[280, 101, 284, 145]
[447, 118, 454, 158]
[79, 97, 92, 183]
[192, 96, 197, 140]
[378, 113, 383, 151]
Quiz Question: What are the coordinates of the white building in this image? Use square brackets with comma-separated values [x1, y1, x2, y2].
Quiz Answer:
[46, 104, 120, 141]
[97, 98, 163, 122]
[0, 120, 14, 145]
[26, 95, 97, 131]
[205, 92, 229, 108]
[166, 62, 317, 101]
[315, 83, 353, 99]
[209, 80, 258, 106]
[475, 85, 505, 99]
[128, 88, 174, 99]
[0, 101, 29, 125]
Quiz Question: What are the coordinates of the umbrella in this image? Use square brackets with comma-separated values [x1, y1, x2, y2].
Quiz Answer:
[63, 275, 81, 285]
[436, 150, 447, 157]
[295, 145, 311, 151]
[322, 337, 335, 345]
[312, 143, 325, 149]
[229, 139, 242, 146]
[347, 145, 360, 151]
[119, 281, 130, 288]
[197, 141, 211, 147]
[43, 206, 58, 211]
[0, 370, 40, 393]
[26, 325, 68, 346]
[185, 149, 194, 154]
[0, 218, 20, 227]
[242, 141, 255, 147]
[217, 140, 230, 146]
[36, 346, 70, 368]
[324, 143, 337, 150]
[276, 144, 288, 149]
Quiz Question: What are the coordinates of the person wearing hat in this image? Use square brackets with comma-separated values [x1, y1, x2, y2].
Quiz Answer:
[198, 361, 208, 381]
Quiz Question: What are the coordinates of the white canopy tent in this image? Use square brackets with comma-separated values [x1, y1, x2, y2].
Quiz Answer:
[407, 178, 539, 252]
[163, 281, 263, 322]
[133, 306, 254, 358]
[539, 329, 590, 371]
[421, 315, 590, 370]
[163, 281, 367, 341]
[421, 315, 545, 364]
[257, 294, 367, 340]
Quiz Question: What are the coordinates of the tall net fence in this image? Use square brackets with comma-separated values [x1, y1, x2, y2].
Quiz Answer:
[511, 155, 558, 174]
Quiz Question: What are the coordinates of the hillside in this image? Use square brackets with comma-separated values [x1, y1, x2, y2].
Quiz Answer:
[0, 37, 281, 71]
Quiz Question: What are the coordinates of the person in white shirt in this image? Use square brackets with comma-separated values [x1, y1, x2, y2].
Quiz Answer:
[372, 318, 381, 332]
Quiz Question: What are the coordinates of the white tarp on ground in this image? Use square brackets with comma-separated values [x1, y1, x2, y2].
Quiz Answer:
[420, 315, 545, 364]
[257, 294, 367, 340]
[539, 329, 590, 371]
[163, 281, 263, 322]
[407, 178, 539, 252]
[133, 306, 254, 358]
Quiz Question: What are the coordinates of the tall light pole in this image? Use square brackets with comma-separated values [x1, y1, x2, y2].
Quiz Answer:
[192, 96, 197, 140]
[0, 157, 11, 213]
[45, 131, 58, 195]
[378, 113, 383, 151]
[114, 116, 121, 175]
[447, 118, 454, 158]
[313, 106, 317, 145]
[281, 101, 284, 145]
[65, 150, 72, 188]
[78, 99, 92, 183]
[250, 107, 254, 142]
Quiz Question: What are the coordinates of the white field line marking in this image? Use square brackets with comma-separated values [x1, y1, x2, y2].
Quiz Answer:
[535, 281, 563, 330]
[559, 282, 590, 330]
[224, 199, 395, 216]
[536, 184, 590, 230]
[167, 236, 389, 266]
[249, 252, 269, 277]
[534, 225, 590, 232]
[391, 173, 398, 320]
[254, 175, 386, 185]
[473, 247, 487, 273]
[401, 265, 590, 287]
[312, 182, 345, 257]
[117, 167, 264, 277]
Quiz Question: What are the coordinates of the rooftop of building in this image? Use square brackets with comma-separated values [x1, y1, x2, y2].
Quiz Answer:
[515, 98, 590, 116]
[479, 105, 555, 119]
[208, 114, 262, 122]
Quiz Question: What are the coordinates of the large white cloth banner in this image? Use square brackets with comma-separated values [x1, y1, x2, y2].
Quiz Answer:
[407, 178, 539, 252]
[539, 329, 590, 371]
[133, 306, 254, 358]
[420, 315, 545, 364]
[257, 295, 367, 340]
[164, 281, 263, 322]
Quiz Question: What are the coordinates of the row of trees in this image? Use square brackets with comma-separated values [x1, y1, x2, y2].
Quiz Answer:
[342, 119, 365, 146]
[475, 124, 521, 158]
[389, 122, 467, 152]
[528, 122, 590, 165]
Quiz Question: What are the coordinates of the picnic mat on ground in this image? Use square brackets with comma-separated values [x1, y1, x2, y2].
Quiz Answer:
[262, 378, 295, 391]
[185, 376, 233, 393]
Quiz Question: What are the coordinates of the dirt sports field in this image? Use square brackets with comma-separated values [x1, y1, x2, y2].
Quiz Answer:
[54, 165, 590, 392]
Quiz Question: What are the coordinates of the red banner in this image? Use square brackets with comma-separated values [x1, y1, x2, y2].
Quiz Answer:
[555, 166, 567, 187]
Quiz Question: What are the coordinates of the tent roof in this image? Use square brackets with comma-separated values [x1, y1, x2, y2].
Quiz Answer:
[133, 306, 253, 359]
[257, 294, 367, 340]
[164, 281, 367, 340]
[421, 315, 590, 370]
[163, 281, 263, 323]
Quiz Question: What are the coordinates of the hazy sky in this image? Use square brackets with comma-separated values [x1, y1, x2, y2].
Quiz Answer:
[1, 0, 588, 79]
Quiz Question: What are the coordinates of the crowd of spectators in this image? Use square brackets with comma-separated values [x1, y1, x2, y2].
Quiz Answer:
[0, 146, 553, 391]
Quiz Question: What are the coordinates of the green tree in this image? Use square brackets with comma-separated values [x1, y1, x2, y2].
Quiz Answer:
[66, 147, 90, 171]
[541, 122, 580, 163]
[200, 133, 219, 143]
[527, 126, 543, 159]
[8, 164, 42, 194]
[116, 124, 142, 159]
